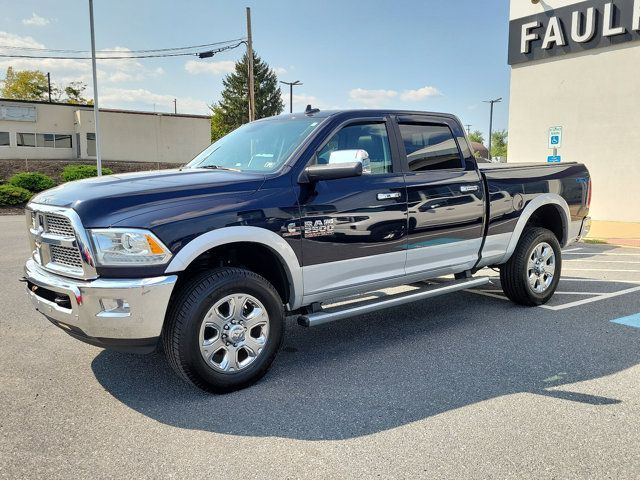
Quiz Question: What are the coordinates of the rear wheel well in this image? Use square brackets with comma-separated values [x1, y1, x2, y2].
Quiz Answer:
[176, 242, 290, 306]
[525, 204, 565, 245]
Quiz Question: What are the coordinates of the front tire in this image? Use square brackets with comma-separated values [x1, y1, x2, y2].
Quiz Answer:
[500, 227, 562, 306]
[162, 268, 285, 393]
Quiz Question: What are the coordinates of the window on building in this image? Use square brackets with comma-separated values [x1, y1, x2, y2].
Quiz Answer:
[398, 123, 463, 171]
[38, 133, 55, 148]
[316, 122, 393, 174]
[0, 132, 9, 146]
[86, 133, 96, 156]
[55, 134, 72, 148]
[17, 133, 36, 147]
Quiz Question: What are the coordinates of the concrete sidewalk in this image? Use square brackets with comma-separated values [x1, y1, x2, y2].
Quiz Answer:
[588, 220, 640, 248]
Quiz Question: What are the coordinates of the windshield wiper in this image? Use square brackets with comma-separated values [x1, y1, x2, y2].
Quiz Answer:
[198, 165, 241, 172]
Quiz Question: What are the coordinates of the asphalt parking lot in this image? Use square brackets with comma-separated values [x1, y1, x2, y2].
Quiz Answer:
[1, 213, 639, 479]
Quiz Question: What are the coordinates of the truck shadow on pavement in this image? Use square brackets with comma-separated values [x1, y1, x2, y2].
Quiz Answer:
[91, 289, 639, 440]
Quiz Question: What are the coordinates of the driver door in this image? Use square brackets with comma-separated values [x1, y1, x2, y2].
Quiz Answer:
[298, 118, 408, 301]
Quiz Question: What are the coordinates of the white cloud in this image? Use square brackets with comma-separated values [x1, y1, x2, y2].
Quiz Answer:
[100, 87, 209, 115]
[0, 32, 163, 87]
[22, 13, 50, 27]
[280, 92, 322, 112]
[184, 60, 235, 76]
[349, 88, 398, 107]
[400, 85, 442, 102]
[274, 66, 288, 75]
[349, 85, 442, 107]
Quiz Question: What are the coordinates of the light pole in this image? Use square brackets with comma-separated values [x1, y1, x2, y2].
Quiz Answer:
[88, 0, 102, 176]
[280, 80, 302, 113]
[483, 97, 502, 160]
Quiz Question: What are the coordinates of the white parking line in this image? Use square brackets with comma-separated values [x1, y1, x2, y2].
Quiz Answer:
[563, 268, 640, 273]
[564, 252, 640, 257]
[540, 285, 640, 311]
[564, 259, 640, 264]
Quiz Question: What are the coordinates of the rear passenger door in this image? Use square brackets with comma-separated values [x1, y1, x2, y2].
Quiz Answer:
[394, 115, 485, 276]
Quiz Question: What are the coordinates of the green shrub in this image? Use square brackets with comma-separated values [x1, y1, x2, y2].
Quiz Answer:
[8, 172, 55, 193]
[0, 184, 32, 205]
[62, 165, 113, 182]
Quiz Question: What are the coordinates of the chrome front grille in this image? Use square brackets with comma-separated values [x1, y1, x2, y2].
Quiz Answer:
[45, 214, 75, 237]
[50, 244, 83, 268]
[26, 204, 97, 280]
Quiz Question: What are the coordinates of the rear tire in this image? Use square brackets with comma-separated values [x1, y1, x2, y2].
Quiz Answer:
[162, 268, 285, 393]
[500, 227, 561, 306]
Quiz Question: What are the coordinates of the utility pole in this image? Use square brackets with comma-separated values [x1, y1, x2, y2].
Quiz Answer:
[246, 7, 255, 122]
[88, 0, 102, 176]
[483, 97, 502, 160]
[464, 124, 472, 135]
[173, 98, 177, 114]
[47, 72, 52, 102]
[280, 80, 303, 113]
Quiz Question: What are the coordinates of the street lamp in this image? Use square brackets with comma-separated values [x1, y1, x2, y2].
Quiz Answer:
[280, 80, 303, 113]
[483, 97, 502, 161]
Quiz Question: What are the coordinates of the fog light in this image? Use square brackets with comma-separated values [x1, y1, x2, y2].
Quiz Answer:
[99, 298, 130, 314]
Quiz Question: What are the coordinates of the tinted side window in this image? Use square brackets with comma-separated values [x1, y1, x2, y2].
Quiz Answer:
[399, 123, 462, 171]
[317, 122, 392, 174]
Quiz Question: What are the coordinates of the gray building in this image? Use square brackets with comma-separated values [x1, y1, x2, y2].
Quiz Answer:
[0, 99, 211, 164]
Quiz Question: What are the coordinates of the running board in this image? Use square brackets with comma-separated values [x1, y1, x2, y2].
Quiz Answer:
[297, 276, 490, 327]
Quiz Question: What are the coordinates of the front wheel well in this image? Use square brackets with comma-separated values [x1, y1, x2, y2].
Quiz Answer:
[175, 242, 290, 307]
[525, 204, 566, 245]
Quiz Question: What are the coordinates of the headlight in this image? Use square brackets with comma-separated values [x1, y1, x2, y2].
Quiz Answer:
[89, 228, 172, 266]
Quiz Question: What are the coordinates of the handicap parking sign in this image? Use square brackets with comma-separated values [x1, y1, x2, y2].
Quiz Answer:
[548, 126, 563, 149]
[547, 155, 561, 163]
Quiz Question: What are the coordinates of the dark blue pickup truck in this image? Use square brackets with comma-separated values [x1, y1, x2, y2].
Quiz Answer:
[23, 108, 591, 392]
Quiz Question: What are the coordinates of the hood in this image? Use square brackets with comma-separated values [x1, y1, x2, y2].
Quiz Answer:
[31, 168, 265, 227]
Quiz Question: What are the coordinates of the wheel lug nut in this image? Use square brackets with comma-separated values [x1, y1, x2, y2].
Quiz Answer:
[223, 325, 229, 330]
[222, 334, 227, 338]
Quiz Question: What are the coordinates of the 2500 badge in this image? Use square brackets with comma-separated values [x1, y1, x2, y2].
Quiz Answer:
[282, 218, 335, 238]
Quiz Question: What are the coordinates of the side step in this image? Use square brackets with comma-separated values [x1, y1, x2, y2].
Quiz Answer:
[297, 276, 490, 327]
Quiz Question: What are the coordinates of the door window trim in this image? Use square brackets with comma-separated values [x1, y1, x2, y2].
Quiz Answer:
[392, 115, 467, 173]
[308, 116, 403, 175]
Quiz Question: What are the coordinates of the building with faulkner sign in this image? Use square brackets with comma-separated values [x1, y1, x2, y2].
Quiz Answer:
[508, 0, 640, 224]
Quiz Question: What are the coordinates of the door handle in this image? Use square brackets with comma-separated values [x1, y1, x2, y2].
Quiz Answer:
[460, 185, 479, 192]
[377, 192, 401, 201]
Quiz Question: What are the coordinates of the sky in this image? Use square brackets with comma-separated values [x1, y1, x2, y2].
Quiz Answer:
[0, 0, 511, 139]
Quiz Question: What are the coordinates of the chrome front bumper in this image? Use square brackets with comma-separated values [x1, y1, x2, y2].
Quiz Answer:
[24, 259, 177, 353]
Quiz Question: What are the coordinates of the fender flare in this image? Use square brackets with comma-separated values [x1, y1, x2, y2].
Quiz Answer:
[164, 226, 303, 310]
[499, 193, 571, 264]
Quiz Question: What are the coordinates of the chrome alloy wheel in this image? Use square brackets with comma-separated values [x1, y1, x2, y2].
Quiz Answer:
[199, 294, 269, 373]
[527, 241, 556, 294]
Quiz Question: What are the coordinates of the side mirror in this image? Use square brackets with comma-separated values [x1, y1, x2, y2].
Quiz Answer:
[304, 162, 363, 182]
[328, 149, 370, 171]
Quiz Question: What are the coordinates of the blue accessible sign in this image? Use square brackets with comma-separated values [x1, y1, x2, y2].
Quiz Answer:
[547, 155, 561, 163]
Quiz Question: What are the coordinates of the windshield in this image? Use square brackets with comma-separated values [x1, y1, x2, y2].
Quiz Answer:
[187, 117, 322, 172]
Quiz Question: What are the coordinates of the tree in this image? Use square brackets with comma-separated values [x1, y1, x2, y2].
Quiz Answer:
[1, 67, 49, 100]
[210, 51, 284, 141]
[490, 130, 508, 159]
[64, 81, 92, 105]
[468, 130, 485, 145]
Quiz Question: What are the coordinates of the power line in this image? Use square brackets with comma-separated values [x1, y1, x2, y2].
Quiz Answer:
[0, 37, 246, 55]
[0, 41, 246, 60]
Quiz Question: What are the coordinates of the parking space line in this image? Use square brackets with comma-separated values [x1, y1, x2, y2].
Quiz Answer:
[611, 314, 640, 329]
[560, 277, 640, 284]
[565, 260, 640, 264]
[563, 268, 640, 273]
[564, 252, 640, 257]
[540, 285, 640, 311]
